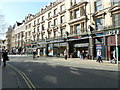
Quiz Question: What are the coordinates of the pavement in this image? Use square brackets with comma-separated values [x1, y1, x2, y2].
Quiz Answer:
[1, 55, 119, 89]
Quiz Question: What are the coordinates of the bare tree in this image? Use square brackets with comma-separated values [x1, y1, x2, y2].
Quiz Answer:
[0, 13, 7, 40]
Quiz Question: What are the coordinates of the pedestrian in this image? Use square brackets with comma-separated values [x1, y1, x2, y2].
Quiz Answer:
[64, 49, 67, 60]
[2, 49, 9, 67]
[96, 49, 103, 63]
[78, 50, 82, 59]
[33, 49, 37, 60]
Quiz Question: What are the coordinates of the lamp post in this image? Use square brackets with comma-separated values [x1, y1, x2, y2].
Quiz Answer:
[115, 30, 119, 65]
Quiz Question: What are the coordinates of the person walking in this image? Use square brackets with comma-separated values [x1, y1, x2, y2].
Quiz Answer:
[96, 49, 103, 63]
[64, 49, 67, 60]
[33, 49, 37, 60]
[2, 49, 9, 67]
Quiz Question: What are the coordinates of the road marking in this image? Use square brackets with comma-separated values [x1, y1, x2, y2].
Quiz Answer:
[8, 64, 36, 90]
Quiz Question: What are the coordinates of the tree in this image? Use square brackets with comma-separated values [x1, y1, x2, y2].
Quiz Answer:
[0, 13, 7, 40]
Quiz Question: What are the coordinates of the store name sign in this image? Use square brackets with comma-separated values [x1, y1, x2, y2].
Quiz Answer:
[106, 30, 120, 35]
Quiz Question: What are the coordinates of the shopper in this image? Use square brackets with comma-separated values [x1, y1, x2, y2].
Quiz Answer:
[64, 49, 67, 60]
[2, 49, 9, 67]
[97, 49, 103, 63]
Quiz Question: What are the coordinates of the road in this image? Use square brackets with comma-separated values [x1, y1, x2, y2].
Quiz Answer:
[2, 55, 118, 88]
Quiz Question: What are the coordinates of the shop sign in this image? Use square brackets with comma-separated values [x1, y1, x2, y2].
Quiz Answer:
[60, 43, 67, 46]
[96, 44, 104, 57]
[105, 30, 120, 35]
[50, 39, 64, 43]
[54, 43, 59, 47]
[74, 43, 89, 47]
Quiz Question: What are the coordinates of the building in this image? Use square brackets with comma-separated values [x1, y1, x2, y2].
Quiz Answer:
[12, 21, 25, 54]
[12, 0, 120, 60]
[5, 26, 13, 52]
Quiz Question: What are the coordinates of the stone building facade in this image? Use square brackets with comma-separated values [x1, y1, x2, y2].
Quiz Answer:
[11, 0, 120, 60]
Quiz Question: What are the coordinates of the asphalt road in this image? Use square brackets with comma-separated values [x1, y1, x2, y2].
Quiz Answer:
[3, 56, 118, 88]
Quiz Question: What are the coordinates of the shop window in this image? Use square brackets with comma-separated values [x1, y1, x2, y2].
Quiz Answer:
[95, 0, 102, 12]
[96, 18, 103, 30]
[112, 13, 120, 28]
[112, 0, 120, 5]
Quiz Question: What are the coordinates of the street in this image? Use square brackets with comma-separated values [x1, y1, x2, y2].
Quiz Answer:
[2, 55, 118, 88]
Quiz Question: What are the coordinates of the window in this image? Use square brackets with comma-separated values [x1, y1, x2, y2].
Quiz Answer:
[80, 7, 85, 16]
[75, 24, 80, 34]
[41, 34, 44, 40]
[42, 24, 44, 31]
[96, 18, 103, 30]
[34, 28, 35, 33]
[42, 16, 44, 21]
[48, 12, 51, 18]
[95, 0, 102, 11]
[54, 31, 57, 38]
[75, 0, 80, 4]
[113, 13, 120, 27]
[37, 18, 40, 24]
[70, 11, 74, 20]
[37, 26, 39, 32]
[61, 28, 65, 37]
[70, 26, 73, 34]
[29, 23, 31, 28]
[34, 21, 36, 25]
[81, 22, 85, 32]
[61, 15, 65, 24]
[48, 21, 51, 28]
[48, 32, 51, 39]
[74, 9, 80, 18]
[71, 0, 76, 6]
[60, 5, 65, 11]
[54, 9, 57, 15]
[113, 0, 120, 5]
[54, 19, 57, 26]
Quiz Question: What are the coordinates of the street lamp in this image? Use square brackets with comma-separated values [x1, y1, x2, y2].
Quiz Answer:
[115, 30, 119, 65]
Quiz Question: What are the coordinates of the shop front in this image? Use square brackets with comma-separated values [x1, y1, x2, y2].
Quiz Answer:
[68, 36, 89, 59]
[107, 34, 120, 61]
[38, 44, 46, 56]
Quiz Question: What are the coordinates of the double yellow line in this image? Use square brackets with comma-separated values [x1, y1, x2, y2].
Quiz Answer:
[8, 64, 36, 90]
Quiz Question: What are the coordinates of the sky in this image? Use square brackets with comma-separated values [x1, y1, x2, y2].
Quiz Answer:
[0, 0, 54, 39]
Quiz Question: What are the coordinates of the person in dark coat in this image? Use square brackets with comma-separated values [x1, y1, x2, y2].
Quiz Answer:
[2, 49, 9, 67]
